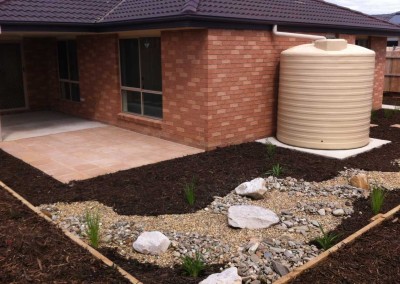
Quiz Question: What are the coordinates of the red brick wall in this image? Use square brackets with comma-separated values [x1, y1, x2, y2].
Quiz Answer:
[23, 38, 58, 111]
[161, 30, 209, 147]
[21, 30, 387, 150]
[370, 37, 387, 110]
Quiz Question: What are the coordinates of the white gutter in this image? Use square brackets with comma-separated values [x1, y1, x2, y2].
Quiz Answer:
[273, 25, 326, 40]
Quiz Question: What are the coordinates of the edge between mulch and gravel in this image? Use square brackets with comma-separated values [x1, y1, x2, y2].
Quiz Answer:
[0, 180, 143, 284]
[275, 204, 400, 284]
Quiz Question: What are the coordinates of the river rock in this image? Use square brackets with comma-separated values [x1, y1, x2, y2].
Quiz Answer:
[332, 209, 345, 216]
[234, 178, 267, 199]
[228, 205, 279, 229]
[271, 260, 290, 276]
[199, 267, 242, 284]
[349, 174, 370, 190]
[133, 231, 170, 255]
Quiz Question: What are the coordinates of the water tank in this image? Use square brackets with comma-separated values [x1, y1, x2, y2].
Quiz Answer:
[277, 39, 375, 150]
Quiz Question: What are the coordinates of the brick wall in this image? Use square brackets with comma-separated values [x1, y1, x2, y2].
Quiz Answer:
[161, 30, 209, 147]
[21, 30, 387, 150]
[370, 37, 387, 110]
[23, 38, 58, 111]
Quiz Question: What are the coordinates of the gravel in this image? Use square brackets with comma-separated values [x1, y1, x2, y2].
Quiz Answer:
[38, 169, 399, 282]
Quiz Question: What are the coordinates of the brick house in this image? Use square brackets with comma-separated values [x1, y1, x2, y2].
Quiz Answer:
[0, 0, 399, 150]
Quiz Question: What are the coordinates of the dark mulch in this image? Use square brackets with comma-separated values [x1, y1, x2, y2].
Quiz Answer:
[0, 109, 399, 216]
[100, 248, 224, 284]
[0, 189, 129, 283]
[290, 212, 400, 284]
[383, 92, 400, 106]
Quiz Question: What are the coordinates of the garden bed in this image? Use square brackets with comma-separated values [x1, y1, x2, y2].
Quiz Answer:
[0, 109, 399, 283]
[0, 187, 129, 283]
[289, 212, 400, 284]
[0, 109, 399, 216]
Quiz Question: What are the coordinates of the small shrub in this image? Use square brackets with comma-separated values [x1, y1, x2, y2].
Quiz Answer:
[184, 178, 197, 206]
[85, 210, 101, 248]
[266, 164, 283, 177]
[371, 186, 385, 215]
[384, 109, 396, 119]
[314, 225, 341, 251]
[265, 142, 276, 160]
[181, 253, 206, 278]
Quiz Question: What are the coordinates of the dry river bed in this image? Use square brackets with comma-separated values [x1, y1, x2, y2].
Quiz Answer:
[38, 170, 399, 282]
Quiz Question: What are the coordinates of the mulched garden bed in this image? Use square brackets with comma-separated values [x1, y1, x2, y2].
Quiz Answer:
[100, 248, 223, 284]
[383, 92, 400, 106]
[0, 109, 399, 216]
[290, 212, 400, 284]
[0, 188, 129, 283]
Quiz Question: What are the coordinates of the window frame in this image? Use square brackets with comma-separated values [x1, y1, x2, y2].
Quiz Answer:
[57, 40, 80, 102]
[119, 37, 163, 119]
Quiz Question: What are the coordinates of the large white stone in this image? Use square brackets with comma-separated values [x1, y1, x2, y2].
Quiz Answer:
[228, 205, 279, 229]
[132, 231, 171, 255]
[234, 178, 267, 199]
[199, 267, 242, 284]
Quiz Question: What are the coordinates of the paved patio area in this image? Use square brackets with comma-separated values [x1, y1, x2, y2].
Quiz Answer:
[0, 112, 203, 183]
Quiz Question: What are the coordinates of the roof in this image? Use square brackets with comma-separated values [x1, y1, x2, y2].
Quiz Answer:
[373, 12, 400, 26]
[0, 0, 400, 35]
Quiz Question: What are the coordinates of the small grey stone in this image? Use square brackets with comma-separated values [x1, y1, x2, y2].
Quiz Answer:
[271, 260, 290, 276]
[310, 220, 320, 227]
[284, 250, 293, 258]
[317, 209, 326, 216]
[250, 254, 261, 263]
[263, 251, 273, 259]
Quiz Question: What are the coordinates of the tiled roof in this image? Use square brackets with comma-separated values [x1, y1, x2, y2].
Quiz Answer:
[0, 0, 399, 33]
[373, 12, 400, 26]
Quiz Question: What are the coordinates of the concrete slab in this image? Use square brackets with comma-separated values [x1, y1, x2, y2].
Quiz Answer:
[0, 126, 203, 183]
[382, 104, 400, 110]
[256, 137, 391, 160]
[0, 111, 106, 141]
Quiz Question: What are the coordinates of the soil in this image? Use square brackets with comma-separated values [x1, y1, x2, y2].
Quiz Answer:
[100, 248, 224, 284]
[383, 92, 400, 106]
[0, 109, 399, 216]
[291, 212, 400, 284]
[0, 189, 129, 283]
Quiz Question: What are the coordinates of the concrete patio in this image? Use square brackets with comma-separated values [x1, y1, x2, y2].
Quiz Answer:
[0, 111, 203, 183]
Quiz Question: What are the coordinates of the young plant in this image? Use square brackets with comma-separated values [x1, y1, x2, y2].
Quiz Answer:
[181, 253, 206, 278]
[265, 142, 277, 160]
[184, 178, 197, 206]
[314, 225, 341, 251]
[384, 109, 396, 119]
[266, 164, 284, 177]
[371, 186, 385, 215]
[85, 210, 101, 248]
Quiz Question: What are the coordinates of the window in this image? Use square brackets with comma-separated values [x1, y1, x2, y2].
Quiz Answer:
[355, 37, 371, 49]
[119, 38, 162, 119]
[57, 40, 80, 102]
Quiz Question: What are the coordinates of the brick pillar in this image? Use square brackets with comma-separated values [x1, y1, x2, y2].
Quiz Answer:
[370, 37, 387, 110]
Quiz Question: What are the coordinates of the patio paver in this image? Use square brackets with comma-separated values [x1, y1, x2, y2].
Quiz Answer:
[0, 126, 203, 183]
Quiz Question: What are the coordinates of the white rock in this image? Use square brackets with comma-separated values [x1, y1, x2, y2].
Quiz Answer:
[234, 178, 267, 199]
[132, 231, 171, 255]
[199, 267, 242, 284]
[228, 205, 279, 229]
[317, 209, 326, 216]
[332, 209, 345, 216]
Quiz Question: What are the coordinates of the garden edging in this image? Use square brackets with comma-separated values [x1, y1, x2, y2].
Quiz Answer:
[274, 203, 400, 284]
[0, 180, 143, 284]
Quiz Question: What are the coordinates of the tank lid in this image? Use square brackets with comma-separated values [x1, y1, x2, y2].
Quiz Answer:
[314, 39, 347, 51]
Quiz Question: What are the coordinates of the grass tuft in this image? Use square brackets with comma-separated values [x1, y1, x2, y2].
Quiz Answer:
[85, 210, 101, 248]
[181, 253, 206, 278]
[265, 142, 276, 160]
[266, 164, 284, 177]
[184, 178, 197, 206]
[371, 186, 385, 215]
[314, 225, 341, 251]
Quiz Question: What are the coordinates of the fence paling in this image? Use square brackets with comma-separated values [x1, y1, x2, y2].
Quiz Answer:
[385, 51, 400, 93]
